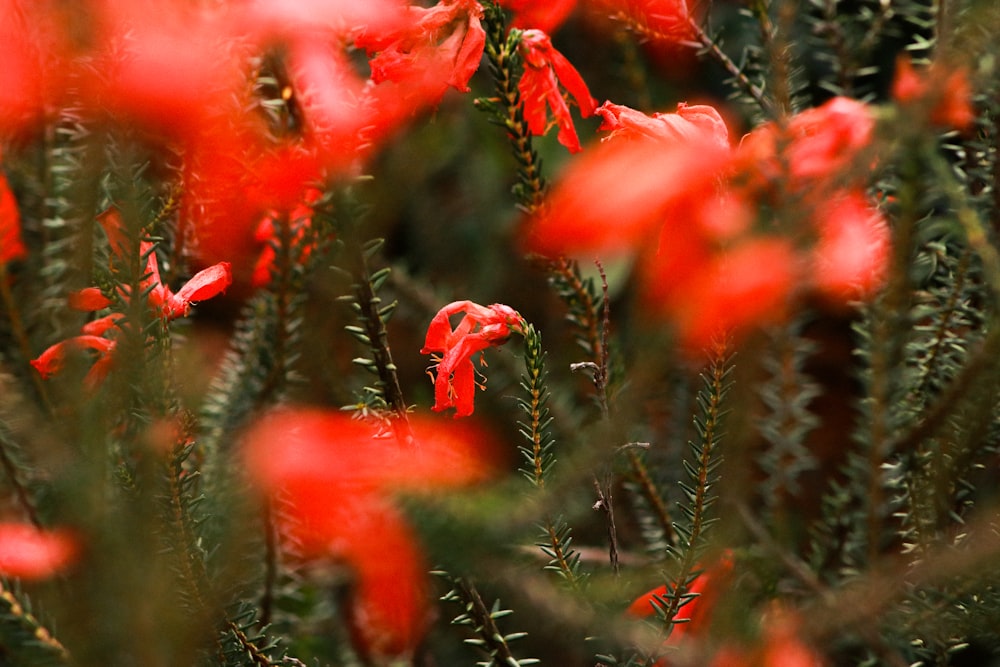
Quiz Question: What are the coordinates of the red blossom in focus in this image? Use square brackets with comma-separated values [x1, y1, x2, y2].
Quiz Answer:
[501, 0, 577, 32]
[0, 523, 78, 580]
[596, 101, 729, 148]
[518, 29, 598, 153]
[0, 163, 26, 266]
[891, 55, 975, 133]
[242, 408, 500, 661]
[421, 300, 526, 417]
[356, 0, 486, 100]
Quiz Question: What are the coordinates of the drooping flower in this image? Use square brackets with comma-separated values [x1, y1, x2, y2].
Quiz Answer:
[355, 0, 487, 100]
[30, 334, 117, 387]
[651, 238, 797, 351]
[32, 209, 232, 386]
[517, 29, 598, 152]
[891, 55, 975, 133]
[708, 606, 827, 667]
[97, 207, 234, 318]
[242, 408, 501, 661]
[421, 300, 526, 417]
[0, 523, 78, 580]
[0, 163, 26, 266]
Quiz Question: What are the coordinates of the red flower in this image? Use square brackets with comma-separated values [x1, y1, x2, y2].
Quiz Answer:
[356, 0, 486, 99]
[98, 208, 233, 319]
[251, 189, 325, 288]
[709, 607, 827, 667]
[657, 238, 797, 351]
[588, 0, 694, 43]
[738, 96, 874, 188]
[242, 409, 501, 661]
[421, 300, 526, 417]
[30, 335, 117, 387]
[596, 101, 730, 148]
[810, 191, 890, 303]
[0, 0, 71, 138]
[0, 165, 26, 266]
[627, 550, 735, 662]
[525, 98, 888, 353]
[502, 0, 577, 32]
[33, 209, 232, 386]
[892, 55, 975, 132]
[0, 522, 78, 580]
[518, 29, 598, 153]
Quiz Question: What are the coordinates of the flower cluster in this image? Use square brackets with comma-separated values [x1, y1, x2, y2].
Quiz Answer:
[31, 208, 231, 386]
[527, 96, 891, 351]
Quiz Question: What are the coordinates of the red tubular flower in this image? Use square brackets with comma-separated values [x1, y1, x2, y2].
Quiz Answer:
[526, 97, 888, 354]
[68, 288, 112, 312]
[356, 0, 486, 99]
[0, 166, 26, 266]
[242, 409, 501, 661]
[709, 606, 827, 667]
[0, 523, 78, 580]
[596, 101, 730, 148]
[518, 29, 598, 153]
[31, 335, 117, 387]
[421, 300, 526, 417]
[0, 0, 71, 138]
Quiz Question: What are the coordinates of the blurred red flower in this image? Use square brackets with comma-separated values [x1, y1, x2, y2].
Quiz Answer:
[0, 523, 77, 580]
[502, 0, 577, 32]
[587, 0, 694, 42]
[518, 29, 597, 153]
[421, 300, 526, 417]
[627, 550, 735, 662]
[242, 408, 501, 661]
[526, 98, 890, 352]
[738, 96, 875, 189]
[892, 55, 975, 132]
[0, 164, 26, 266]
[809, 191, 890, 303]
[0, 0, 71, 138]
